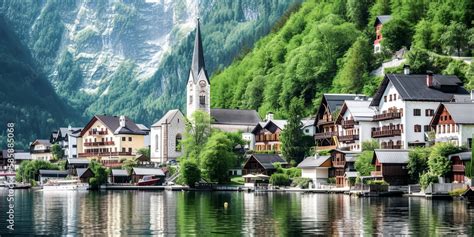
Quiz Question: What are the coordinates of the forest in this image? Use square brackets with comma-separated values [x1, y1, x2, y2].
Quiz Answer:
[211, 0, 474, 119]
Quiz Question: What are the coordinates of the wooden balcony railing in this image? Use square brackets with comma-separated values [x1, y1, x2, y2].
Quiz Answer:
[317, 117, 334, 126]
[338, 134, 359, 142]
[452, 164, 465, 172]
[373, 112, 401, 121]
[381, 144, 402, 149]
[371, 171, 382, 176]
[255, 134, 280, 142]
[84, 141, 115, 146]
[332, 161, 345, 167]
[88, 130, 108, 135]
[341, 120, 356, 129]
[371, 129, 402, 138]
[78, 152, 132, 157]
[314, 131, 338, 140]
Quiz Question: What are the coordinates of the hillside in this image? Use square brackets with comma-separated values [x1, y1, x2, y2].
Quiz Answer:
[0, 0, 298, 125]
[211, 0, 474, 119]
[0, 16, 76, 149]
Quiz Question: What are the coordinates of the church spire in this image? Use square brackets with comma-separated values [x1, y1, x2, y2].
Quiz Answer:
[191, 18, 207, 82]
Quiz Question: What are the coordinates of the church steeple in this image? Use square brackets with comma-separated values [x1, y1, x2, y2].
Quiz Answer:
[191, 18, 208, 83]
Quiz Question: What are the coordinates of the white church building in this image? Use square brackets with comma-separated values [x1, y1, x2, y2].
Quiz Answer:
[151, 19, 260, 164]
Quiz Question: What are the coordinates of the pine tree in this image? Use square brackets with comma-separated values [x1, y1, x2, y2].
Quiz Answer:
[280, 98, 310, 165]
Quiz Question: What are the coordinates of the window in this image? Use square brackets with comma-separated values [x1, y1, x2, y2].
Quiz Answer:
[122, 137, 126, 141]
[305, 129, 309, 133]
[413, 109, 421, 116]
[199, 95, 206, 105]
[389, 95, 392, 101]
[128, 137, 132, 141]
[155, 135, 159, 151]
[424, 125, 431, 132]
[425, 109, 434, 116]
[384, 96, 387, 102]
[175, 134, 182, 152]
[128, 148, 132, 153]
[414, 125, 421, 132]
[122, 147, 126, 152]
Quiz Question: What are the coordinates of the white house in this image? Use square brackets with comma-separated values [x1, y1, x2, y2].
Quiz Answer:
[51, 126, 82, 159]
[302, 119, 315, 136]
[430, 103, 474, 147]
[297, 155, 331, 188]
[150, 110, 185, 164]
[369, 70, 469, 149]
[30, 139, 53, 161]
[336, 100, 377, 151]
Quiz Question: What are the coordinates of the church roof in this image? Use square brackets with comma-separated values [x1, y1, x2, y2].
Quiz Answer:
[191, 18, 208, 83]
[211, 108, 260, 126]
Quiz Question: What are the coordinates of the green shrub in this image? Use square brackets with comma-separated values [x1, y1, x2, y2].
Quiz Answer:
[270, 173, 290, 186]
[327, 177, 336, 184]
[367, 180, 388, 186]
[291, 177, 312, 189]
[449, 187, 468, 197]
[420, 172, 439, 189]
[180, 161, 201, 187]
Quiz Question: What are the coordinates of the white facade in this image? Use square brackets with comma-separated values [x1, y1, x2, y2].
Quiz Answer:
[301, 167, 329, 188]
[242, 132, 255, 150]
[302, 124, 315, 136]
[435, 124, 474, 147]
[65, 135, 79, 159]
[186, 71, 210, 119]
[150, 110, 186, 164]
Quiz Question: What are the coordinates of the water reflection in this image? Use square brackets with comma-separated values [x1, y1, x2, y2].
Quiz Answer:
[0, 189, 473, 236]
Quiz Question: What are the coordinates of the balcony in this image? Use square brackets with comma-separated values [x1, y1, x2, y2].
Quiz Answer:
[317, 117, 334, 126]
[452, 164, 465, 172]
[78, 152, 132, 158]
[84, 141, 115, 147]
[338, 134, 359, 142]
[88, 130, 108, 135]
[371, 171, 382, 176]
[314, 131, 338, 140]
[381, 144, 402, 149]
[316, 145, 337, 151]
[255, 134, 279, 142]
[341, 120, 357, 129]
[373, 112, 401, 121]
[332, 161, 345, 167]
[372, 128, 402, 138]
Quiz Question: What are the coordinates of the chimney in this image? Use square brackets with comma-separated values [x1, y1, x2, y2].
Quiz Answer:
[266, 112, 274, 121]
[119, 116, 126, 127]
[403, 64, 410, 75]
[426, 71, 433, 87]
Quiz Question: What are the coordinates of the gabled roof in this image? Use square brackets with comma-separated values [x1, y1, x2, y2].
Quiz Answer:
[58, 127, 83, 139]
[133, 168, 165, 176]
[246, 154, 287, 170]
[336, 100, 375, 123]
[136, 124, 150, 131]
[449, 151, 471, 161]
[152, 109, 184, 127]
[344, 171, 358, 178]
[251, 119, 288, 134]
[191, 18, 209, 83]
[431, 103, 474, 125]
[374, 15, 392, 26]
[39, 170, 68, 176]
[80, 115, 146, 136]
[14, 152, 31, 160]
[302, 119, 315, 128]
[315, 94, 367, 125]
[76, 168, 93, 178]
[111, 169, 129, 177]
[67, 158, 90, 165]
[370, 74, 468, 106]
[211, 108, 261, 126]
[31, 139, 51, 147]
[373, 149, 409, 164]
[297, 156, 331, 168]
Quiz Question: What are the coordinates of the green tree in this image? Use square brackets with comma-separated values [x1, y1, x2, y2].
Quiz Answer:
[137, 147, 150, 161]
[122, 158, 138, 173]
[346, 0, 372, 30]
[180, 160, 201, 187]
[407, 147, 431, 182]
[355, 140, 379, 176]
[88, 160, 108, 190]
[181, 111, 212, 163]
[440, 21, 469, 56]
[50, 144, 64, 160]
[199, 132, 236, 183]
[381, 18, 412, 52]
[16, 160, 59, 183]
[412, 19, 433, 50]
[428, 142, 464, 177]
[280, 98, 311, 165]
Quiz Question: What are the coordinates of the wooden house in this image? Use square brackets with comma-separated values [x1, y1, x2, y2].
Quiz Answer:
[448, 151, 472, 183]
[371, 149, 410, 185]
[329, 149, 360, 187]
[242, 154, 287, 176]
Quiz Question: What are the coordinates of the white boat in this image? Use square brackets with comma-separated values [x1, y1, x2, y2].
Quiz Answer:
[42, 179, 89, 191]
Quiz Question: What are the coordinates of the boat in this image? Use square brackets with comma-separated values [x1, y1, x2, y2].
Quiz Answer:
[137, 176, 160, 186]
[42, 179, 89, 191]
[0, 182, 32, 189]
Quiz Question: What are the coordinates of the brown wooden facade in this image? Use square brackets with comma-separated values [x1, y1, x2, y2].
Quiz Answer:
[314, 101, 338, 150]
[329, 150, 358, 187]
[372, 157, 409, 185]
[242, 154, 287, 176]
[252, 121, 283, 152]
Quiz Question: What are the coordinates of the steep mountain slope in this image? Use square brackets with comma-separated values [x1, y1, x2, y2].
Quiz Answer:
[211, 0, 474, 119]
[0, 0, 298, 125]
[0, 16, 76, 149]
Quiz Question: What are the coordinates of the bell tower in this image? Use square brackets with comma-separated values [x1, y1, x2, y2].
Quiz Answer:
[186, 18, 210, 119]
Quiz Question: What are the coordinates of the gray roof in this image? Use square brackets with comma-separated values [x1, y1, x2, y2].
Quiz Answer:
[442, 103, 474, 124]
[111, 169, 129, 177]
[344, 171, 358, 178]
[211, 108, 261, 125]
[15, 152, 31, 160]
[451, 95, 474, 103]
[136, 124, 150, 131]
[152, 109, 183, 127]
[67, 158, 90, 165]
[375, 15, 392, 26]
[33, 139, 52, 146]
[449, 152, 471, 161]
[345, 155, 358, 162]
[371, 74, 468, 106]
[323, 94, 368, 113]
[373, 149, 410, 164]
[58, 127, 82, 139]
[39, 170, 68, 176]
[133, 168, 165, 176]
[76, 168, 92, 178]
[92, 115, 146, 135]
[191, 18, 208, 83]
[302, 119, 315, 127]
[340, 100, 375, 122]
[297, 156, 331, 168]
[248, 154, 287, 170]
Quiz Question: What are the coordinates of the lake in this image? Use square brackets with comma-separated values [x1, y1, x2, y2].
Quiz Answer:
[0, 189, 473, 236]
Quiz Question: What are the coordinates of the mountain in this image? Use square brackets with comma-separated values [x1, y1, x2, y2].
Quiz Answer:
[0, 0, 298, 126]
[0, 16, 76, 149]
[211, 0, 474, 119]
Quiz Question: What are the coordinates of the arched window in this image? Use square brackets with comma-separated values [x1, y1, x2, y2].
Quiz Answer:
[175, 134, 182, 152]
[155, 135, 159, 151]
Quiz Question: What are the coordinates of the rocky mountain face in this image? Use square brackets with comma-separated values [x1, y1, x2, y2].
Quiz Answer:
[0, 0, 296, 130]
